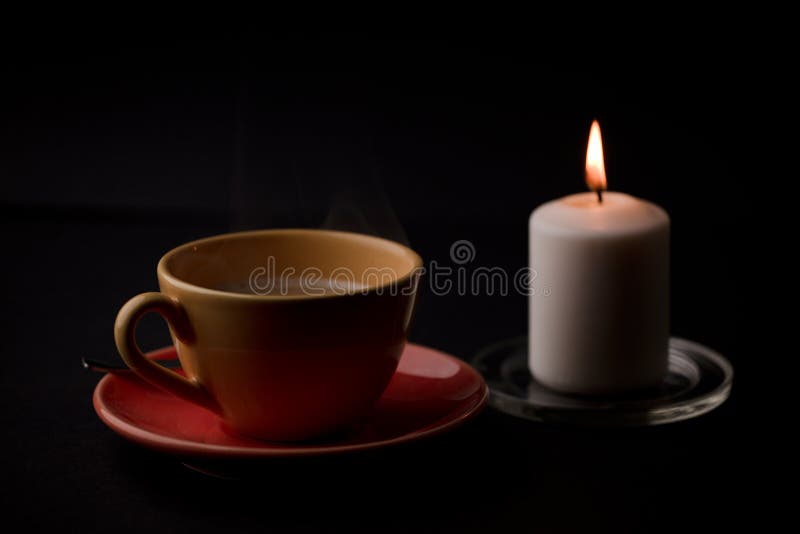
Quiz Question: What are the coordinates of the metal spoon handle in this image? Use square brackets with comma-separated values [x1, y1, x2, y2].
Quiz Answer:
[82, 356, 180, 374]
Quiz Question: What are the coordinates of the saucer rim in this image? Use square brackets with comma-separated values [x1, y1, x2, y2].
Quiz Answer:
[93, 343, 489, 458]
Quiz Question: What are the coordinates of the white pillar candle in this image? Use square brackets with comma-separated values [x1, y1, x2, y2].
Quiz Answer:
[528, 122, 670, 394]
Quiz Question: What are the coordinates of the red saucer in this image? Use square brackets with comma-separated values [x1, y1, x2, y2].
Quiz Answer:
[93, 343, 488, 457]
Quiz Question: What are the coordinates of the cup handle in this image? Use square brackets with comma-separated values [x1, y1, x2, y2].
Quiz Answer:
[114, 292, 219, 413]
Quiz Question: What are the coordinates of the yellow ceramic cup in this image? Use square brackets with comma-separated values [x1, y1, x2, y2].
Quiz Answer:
[114, 229, 422, 441]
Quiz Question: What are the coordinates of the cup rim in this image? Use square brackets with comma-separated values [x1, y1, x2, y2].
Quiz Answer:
[156, 228, 423, 301]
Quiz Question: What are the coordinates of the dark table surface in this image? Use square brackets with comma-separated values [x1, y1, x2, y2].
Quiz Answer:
[0, 29, 770, 532]
[0, 213, 758, 533]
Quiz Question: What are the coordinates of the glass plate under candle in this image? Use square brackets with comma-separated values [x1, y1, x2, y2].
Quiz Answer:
[472, 337, 732, 426]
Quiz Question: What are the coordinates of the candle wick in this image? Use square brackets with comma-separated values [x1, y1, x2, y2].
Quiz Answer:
[596, 189, 603, 204]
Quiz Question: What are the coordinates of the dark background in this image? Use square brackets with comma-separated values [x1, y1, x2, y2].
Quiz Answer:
[0, 26, 771, 532]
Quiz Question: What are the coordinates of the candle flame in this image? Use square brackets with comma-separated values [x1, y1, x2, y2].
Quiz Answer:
[585, 119, 607, 193]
